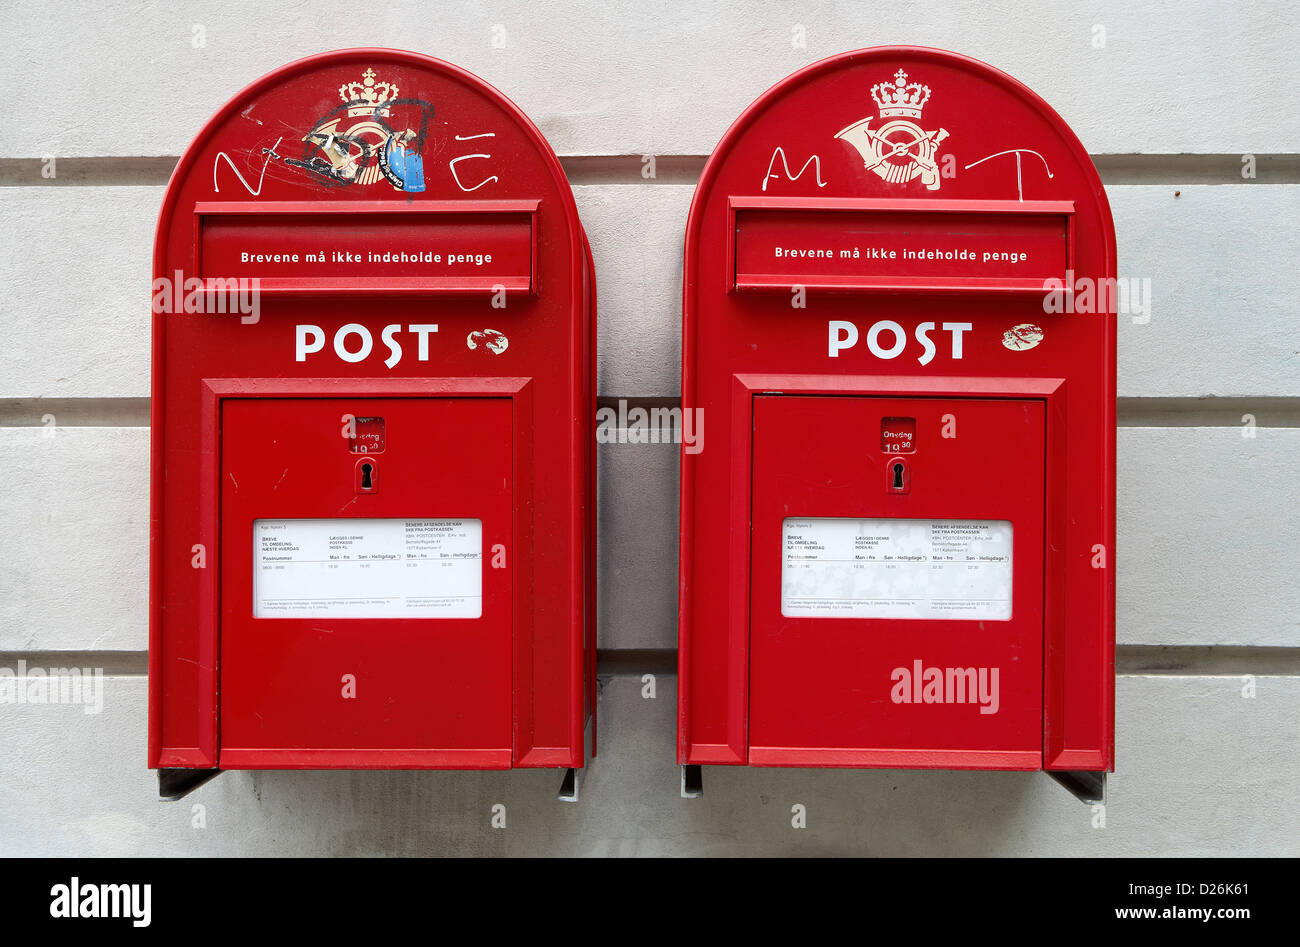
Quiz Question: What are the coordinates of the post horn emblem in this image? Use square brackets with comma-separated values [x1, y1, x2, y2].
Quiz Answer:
[835, 69, 949, 191]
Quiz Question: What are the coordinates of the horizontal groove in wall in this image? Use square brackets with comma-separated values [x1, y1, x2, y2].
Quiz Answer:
[564, 154, 707, 185]
[1091, 154, 1300, 185]
[1117, 646, 1300, 676]
[1117, 397, 1300, 428]
[0, 157, 180, 187]
[595, 396, 681, 412]
[2, 647, 1297, 679]
[598, 649, 679, 676]
[0, 398, 151, 427]
[0, 652, 149, 675]
[1, 154, 1298, 188]
[5, 396, 1300, 429]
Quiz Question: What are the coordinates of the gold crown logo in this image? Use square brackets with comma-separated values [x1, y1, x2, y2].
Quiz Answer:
[338, 68, 398, 117]
[871, 69, 931, 120]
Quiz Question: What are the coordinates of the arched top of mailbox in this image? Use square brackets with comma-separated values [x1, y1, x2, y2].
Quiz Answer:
[688, 45, 1114, 275]
[155, 48, 583, 280]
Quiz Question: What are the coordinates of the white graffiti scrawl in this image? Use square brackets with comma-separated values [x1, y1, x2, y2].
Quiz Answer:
[213, 136, 285, 195]
[964, 149, 1054, 201]
[762, 146, 828, 191]
[449, 133, 500, 192]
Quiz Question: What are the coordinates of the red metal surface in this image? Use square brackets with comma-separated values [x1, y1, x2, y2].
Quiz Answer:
[220, 397, 513, 766]
[583, 230, 599, 758]
[679, 47, 1116, 773]
[149, 49, 593, 772]
[750, 395, 1044, 767]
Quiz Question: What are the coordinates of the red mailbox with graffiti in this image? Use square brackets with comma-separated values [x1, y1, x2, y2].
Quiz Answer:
[678, 47, 1115, 802]
[149, 49, 595, 800]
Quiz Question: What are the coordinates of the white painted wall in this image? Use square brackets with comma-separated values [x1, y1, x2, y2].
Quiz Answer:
[0, 0, 1296, 856]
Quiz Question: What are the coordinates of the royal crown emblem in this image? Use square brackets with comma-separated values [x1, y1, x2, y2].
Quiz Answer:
[836, 67, 948, 191]
[338, 68, 398, 117]
[871, 69, 931, 119]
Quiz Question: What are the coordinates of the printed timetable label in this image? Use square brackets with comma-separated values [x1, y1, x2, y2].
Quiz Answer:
[253, 517, 482, 618]
[781, 517, 1013, 620]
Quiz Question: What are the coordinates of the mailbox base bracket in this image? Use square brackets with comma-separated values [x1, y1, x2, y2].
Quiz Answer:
[158, 768, 221, 801]
[1049, 770, 1107, 805]
[680, 765, 703, 799]
[558, 767, 579, 803]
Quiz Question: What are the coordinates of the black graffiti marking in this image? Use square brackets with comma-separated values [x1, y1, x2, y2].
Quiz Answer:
[296, 97, 436, 189]
[293, 127, 373, 186]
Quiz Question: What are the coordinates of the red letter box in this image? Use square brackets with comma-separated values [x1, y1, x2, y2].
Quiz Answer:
[678, 47, 1115, 803]
[149, 50, 596, 800]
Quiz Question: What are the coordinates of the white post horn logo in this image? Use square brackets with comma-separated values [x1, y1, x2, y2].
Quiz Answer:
[835, 69, 949, 191]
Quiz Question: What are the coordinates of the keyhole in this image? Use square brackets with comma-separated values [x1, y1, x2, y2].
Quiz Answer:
[891, 462, 905, 489]
[360, 463, 373, 490]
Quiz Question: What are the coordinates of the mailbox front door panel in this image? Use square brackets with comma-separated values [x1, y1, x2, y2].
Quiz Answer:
[749, 395, 1045, 767]
[219, 397, 513, 767]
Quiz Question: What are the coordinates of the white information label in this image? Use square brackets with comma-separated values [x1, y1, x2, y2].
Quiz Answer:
[253, 518, 482, 619]
[781, 517, 1013, 620]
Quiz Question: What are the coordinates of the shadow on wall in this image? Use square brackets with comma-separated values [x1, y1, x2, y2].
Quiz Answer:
[212, 677, 1046, 857]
